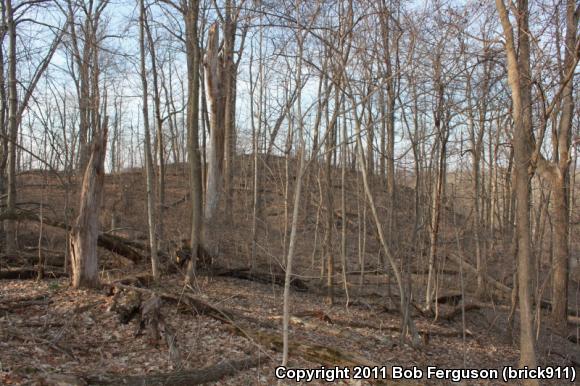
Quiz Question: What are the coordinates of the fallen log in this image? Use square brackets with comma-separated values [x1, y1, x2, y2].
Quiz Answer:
[38, 356, 266, 386]
[447, 253, 511, 294]
[411, 268, 459, 275]
[0, 209, 144, 263]
[248, 330, 379, 367]
[0, 293, 52, 312]
[98, 233, 144, 263]
[0, 268, 67, 280]
[215, 267, 308, 292]
[438, 303, 481, 321]
[111, 283, 240, 326]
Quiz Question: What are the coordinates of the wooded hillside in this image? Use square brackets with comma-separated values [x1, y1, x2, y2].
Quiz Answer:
[0, 0, 579, 385]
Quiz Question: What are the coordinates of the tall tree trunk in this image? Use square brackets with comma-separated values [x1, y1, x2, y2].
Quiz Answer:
[495, 0, 537, 372]
[339, 96, 349, 304]
[0, 11, 7, 246]
[203, 22, 226, 257]
[250, 17, 265, 269]
[282, 18, 306, 366]
[425, 55, 447, 313]
[223, 0, 237, 220]
[5, 0, 17, 253]
[551, 0, 577, 327]
[185, 0, 202, 285]
[144, 9, 166, 243]
[324, 99, 336, 305]
[139, 0, 159, 280]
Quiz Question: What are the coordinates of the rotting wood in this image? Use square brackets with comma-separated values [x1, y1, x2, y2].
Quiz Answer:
[136, 294, 181, 366]
[37, 356, 266, 386]
[215, 267, 308, 292]
[110, 288, 142, 324]
[109, 288, 181, 366]
[438, 303, 481, 321]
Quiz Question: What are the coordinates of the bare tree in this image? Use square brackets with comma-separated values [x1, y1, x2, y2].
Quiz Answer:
[2, 0, 65, 252]
[139, 0, 160, 280]
[185, 0, 202, 285]
[282, 2, 307, 365]
[495, 0, 537, 372]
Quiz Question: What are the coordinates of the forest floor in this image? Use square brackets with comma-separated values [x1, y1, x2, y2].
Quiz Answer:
[0, 271, 577, 385]
[1, 163, 579, 384]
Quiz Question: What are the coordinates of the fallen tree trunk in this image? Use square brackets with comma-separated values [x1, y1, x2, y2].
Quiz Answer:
[438, 303, 481, 321]
[0, 209, 144, 263]
[412, 268, 459, 275]
[447, 253, 511, 295]
[0, 293, 52, 311]
[215, 267, 308, 292]
[98, 234, 144, 263]
[38, 356, 266, 386]
[247, 330, 379, 367]
[0, 268, 67, 280]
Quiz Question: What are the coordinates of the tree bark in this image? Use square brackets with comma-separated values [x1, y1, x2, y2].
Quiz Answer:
[70, 124, 108, 289]
[550, 0, 577, 328]
[495, 0, 538, 373]
[185, 0, 202, 285]
[203, 22, 226, 257]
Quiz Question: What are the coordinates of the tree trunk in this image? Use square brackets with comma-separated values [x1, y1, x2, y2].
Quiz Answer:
[282, 20, 306, 365]
[551, 0, 577, 328]
[223, 1, 237, 219]
[5, 0, 17, 253]
[324, 94, 336, 305]
[71, 124, 108, 289]
[185, 0, 202, 285]
[350, 89, 419, 344]
[495, 0, 538, 373]
[144, 8, 166, 243]
[425, 55, 448, 313]
[139, 0, 160, 280]
[203, 22, 226, 257]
